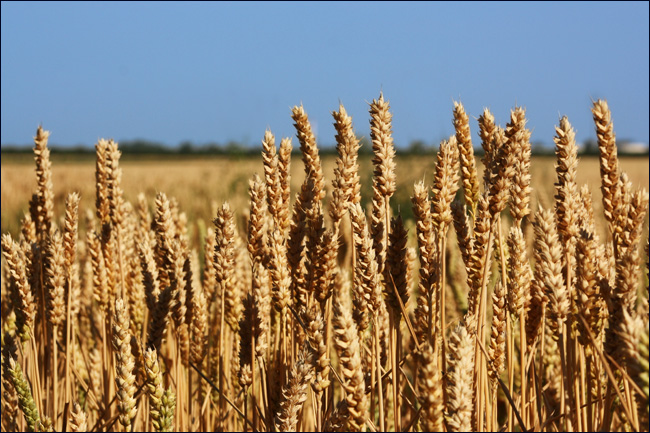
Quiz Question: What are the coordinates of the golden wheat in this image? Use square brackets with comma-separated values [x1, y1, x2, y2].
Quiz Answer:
[0, 96, 648, 433]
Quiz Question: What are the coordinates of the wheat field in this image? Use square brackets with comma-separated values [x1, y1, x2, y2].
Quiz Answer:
[1, 95, 648, 432]
[2, 152, 647, 241]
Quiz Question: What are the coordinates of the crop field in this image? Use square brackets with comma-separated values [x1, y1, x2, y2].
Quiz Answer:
[0, 97, 648, 432]
[2, 154, 647, 239]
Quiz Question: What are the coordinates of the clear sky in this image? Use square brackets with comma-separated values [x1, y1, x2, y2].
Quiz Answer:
[1, 1, 648, 148]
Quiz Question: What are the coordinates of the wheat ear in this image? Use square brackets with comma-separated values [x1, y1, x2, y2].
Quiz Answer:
[247, 174, 268, 266]
[144, 348, 175, 432]
[369, 92, 396, 275]
[261, 130, 283, 230]
[505, 107, 532, 226]
[277, 137, 293, 234]
[1, 235, 36, 342]
[68, 402, 87, 432]
[7, 357, 41, 432]
[331, 103, 361, 231]
[274, 348, 314, 432]
[592, 99, 620, 227]
[112, 298, 137, 429]
[446, 323, 475, 432]
[333, 290, 368, 431]
[418, 342, 444, 431]
[33, 125, 54, 242]
[292, 105, 325, 201]
[453, 101, 480, 215]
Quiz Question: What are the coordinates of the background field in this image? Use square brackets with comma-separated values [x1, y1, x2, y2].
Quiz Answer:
[2, 153, 648, 241]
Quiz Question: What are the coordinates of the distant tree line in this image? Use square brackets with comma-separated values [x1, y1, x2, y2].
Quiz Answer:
[1, 136, 647, 156]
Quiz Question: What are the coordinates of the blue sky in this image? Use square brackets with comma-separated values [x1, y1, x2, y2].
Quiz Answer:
[1, 1, 648, 148]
